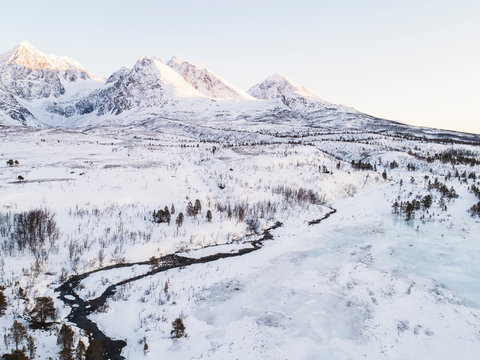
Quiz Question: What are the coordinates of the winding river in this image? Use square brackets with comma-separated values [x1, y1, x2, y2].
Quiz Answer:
[56, 209, 334, 359]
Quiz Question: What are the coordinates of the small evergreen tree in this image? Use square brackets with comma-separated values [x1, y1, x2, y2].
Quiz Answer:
[176, 212, 184, 228]
[171, 318, 186, 339]
[0, 289, 7, 316]
[57, 324, 74, 352]
[382, 170, 387, 180]
[206, 210, 212, 222]
[422, 195, 432, 209]
[75, 340, 86, 360]
[194, 199, 202, 216]
[186, 202, 195, 217]
[30, 297, 56, 325]
[170, 203, 175, 215]
[405, 202, 415, 221]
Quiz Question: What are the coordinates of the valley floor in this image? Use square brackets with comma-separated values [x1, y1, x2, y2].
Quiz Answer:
[0, 125, 479, 359]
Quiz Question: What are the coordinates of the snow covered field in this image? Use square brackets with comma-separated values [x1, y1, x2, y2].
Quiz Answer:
[0, 123, 479, 359]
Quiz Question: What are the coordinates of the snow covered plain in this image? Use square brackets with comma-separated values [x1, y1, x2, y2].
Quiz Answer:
[0, 122, 479, 359]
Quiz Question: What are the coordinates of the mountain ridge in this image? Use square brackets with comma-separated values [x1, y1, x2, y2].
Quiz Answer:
[0, 42, 477, 141]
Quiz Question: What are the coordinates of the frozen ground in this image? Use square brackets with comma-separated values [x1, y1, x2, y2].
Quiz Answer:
[0, 123, 479, 359]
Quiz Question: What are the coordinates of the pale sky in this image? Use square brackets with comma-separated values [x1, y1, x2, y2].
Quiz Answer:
[1, 0, 479, 134]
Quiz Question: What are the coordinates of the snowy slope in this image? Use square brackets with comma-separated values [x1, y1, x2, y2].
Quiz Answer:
[0, 85, 38, 126]
[167, 57, 255, 101]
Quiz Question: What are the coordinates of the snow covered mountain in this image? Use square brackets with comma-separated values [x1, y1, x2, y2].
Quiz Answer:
[0, 41, 101, 126]
[67, 56, 212, 125]
[0, 41, 388, 130]
[0, 42, 477, 142]
[167, 57, 254, 101]
[0, 41, 95, 100]
[248, 73, 319, 101]
[247, 73, 338, 112]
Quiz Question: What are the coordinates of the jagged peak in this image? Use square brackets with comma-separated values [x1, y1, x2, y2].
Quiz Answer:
[167, 57, 255, 101]
[122, 56, 206, 99]
[168, 56, 183, 65]
[0, 41, 96, 79]
[105, 66, 131, 84]
[17, 40, 38, 52]
[248, 73, 320, 101]
[265, 73, 291, 83]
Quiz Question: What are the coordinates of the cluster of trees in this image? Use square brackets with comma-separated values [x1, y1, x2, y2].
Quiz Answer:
[2, 320, 36, 359]
[319, 165, 330, 174]
[153, 207, 172, 224]
[406, 163, 416, 171]
[470, 202, 480, 217]
[351, 160, 374, 171]
[57, 324, 87, 360]
[272, 185, 323, 206]
[215, 200, 275, 225]
[6, 160, 19, 167]
[470, 184, 480, 217]
[186, 200, 201, 217]
[389, 160, 399, 169]
[153, 200, 212, 228]
[427, 149, 480, 166]
[0, 295, 59, 358]
[0, 288, 7, 316]
[2, 318, 96, 359]
[392, 195, 432, 221]
[0, 209, 59, 259]
[427, 178, 458, 199]
[472, 185, 480, 199]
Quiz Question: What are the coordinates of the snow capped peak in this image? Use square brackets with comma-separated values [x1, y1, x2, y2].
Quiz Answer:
[0, 41, 98, 101]
[167, 57, 255, 101]
[168, 56, 183, 65]
[17, 40, 37, 52]
[105, 66, 131, 84]
[2, 41, 92, 76]
[130, 56, 205, 99]
[248, 74, 320, 101]
[265, 73, 290, 83]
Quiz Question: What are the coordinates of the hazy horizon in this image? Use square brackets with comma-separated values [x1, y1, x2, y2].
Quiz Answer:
[1, 0, 479, 134]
